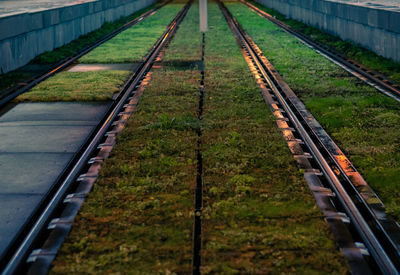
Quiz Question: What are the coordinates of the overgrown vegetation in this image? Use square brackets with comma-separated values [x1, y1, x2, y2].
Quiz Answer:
[227, 1, 400, 219]
[248, 0, 400, 83]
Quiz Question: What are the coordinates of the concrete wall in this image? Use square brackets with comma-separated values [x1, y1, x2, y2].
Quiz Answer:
[255, 0, 400, 63]
[0, 0, 156, 73]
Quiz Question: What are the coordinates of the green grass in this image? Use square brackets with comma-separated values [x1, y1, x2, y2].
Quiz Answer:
[0, 3, 159, 95]
[51, 4, 201, 273]
[12, 3, 187, 102]
[227, 1, 400, 219]
[0, 71, 37, 93]
[79, 4, 184, 63]
[33, 4, 160, 64]
[163, 4, 202, 63]
[199, 3, 346, 273]
[51, 2, 346, 273]
[247, 0, 400, 83]
[15, 70, 130, 102]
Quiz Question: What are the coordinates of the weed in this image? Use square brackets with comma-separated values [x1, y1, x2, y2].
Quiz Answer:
[146, 113, 200, 130]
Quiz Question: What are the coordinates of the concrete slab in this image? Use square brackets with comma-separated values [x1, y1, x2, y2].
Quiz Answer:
[0, 120, 98, 127]
[0, 193, 45, 259]
[0, 102, 110, 122]
[0, 152, 74, 193]
[0, 125, 94, 153]
[0, 101, 110, 259]
[67, 63, 139, 72]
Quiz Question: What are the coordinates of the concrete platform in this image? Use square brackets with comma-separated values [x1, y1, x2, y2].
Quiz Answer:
[0, 102, 110, 260]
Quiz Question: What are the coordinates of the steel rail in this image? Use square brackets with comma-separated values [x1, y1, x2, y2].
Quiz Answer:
[240, 0, 400, 102]
[0, 0, 171, 110]
[219, 1, 399, 274]
[238, 0, 400, 267]
[1, 2, 191, 274]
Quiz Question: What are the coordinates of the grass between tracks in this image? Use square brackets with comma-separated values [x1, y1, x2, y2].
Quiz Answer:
[227, 1, 400, 219]
[51, 4, 201, 273]
[79, 4, 184, 63]
[14, 3, 185, 102]
[0, 3, 159, 94]
[14, 70, 130, 102]
[199, 3, 346, 273]
[247, 1, 400, 83]
[51, 2, 346, 273]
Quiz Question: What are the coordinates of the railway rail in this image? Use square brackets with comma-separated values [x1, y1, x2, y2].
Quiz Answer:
[240, 0, 400, 102]
[0, 2, 191, 274]
[219, 1, 400, 274]
[0, 0, 171, 110]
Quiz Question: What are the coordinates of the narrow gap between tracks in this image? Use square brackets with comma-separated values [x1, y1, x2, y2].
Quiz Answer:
[193, 32, 205, 275]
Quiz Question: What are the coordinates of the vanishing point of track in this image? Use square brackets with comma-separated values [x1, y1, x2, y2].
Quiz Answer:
[2, 1, 400, 274]
[219, 1, 400, 274]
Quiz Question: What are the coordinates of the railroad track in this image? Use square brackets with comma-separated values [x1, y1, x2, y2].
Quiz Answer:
[0, 2, 191, 274]
[240, 0, 400, 103]
[0, 0, 171, 110]
[219, 1, 400, 274]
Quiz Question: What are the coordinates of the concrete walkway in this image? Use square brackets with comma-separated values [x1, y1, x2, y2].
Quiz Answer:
[330, 0, 400, 11]
[0, 102, 110, 260]
[0, 0, 96, 17]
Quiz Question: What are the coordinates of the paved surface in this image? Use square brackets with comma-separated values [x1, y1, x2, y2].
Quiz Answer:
[0, 0, 96, 17]
[0, 102, 110, 259]
[330, 0, 400, 10]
